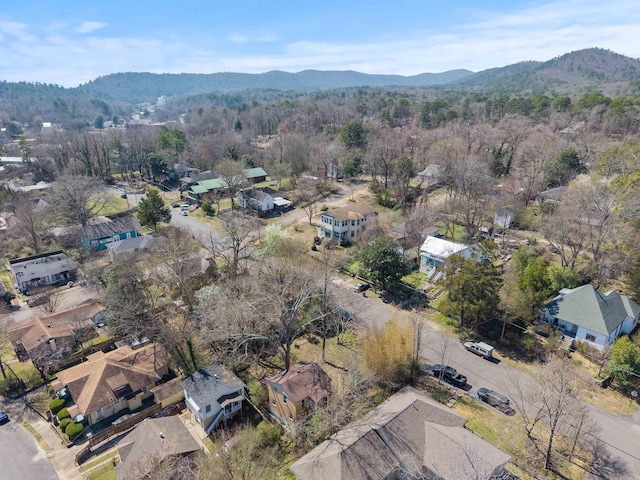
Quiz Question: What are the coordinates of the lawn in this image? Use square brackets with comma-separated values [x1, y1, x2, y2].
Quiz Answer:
[402, 271, 428, 289]
[79, 451, 119, 473]
[81, 335, 114, 351]
[436, 221, 467, 242]
[85, 464, 117, 480]
[98, 196, 130, 216]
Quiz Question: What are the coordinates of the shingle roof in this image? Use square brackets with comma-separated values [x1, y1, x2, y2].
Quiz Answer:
[9, 298, 103, 351]
[290, 387, 510, 480]
[181, 365, 245, 410]
[265, 361, 331, 403]
[541, 285, 640, 335]
[115, 416, 200, 480]
[107, 235, 156, 254]
[56, 343, 168, 415]
[322, 203, 376, 222]
[81, 216, 140, 241]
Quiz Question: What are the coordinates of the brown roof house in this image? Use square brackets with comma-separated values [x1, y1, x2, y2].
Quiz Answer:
[265, 361, 331, 425]
[54, 342, 169, 426]
[9, 299, 103, 370]
[182, 365, 246, 435]
[290, 387, 511, 480]
[114, 416, 201, 480]
[318, 204, 377, 245]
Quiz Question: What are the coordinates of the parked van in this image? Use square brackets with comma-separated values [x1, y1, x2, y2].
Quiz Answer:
[180, 204, 190, 211]
[463, 341, 494, 360]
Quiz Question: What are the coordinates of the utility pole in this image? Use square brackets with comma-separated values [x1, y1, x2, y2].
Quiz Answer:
[500, 309, 508, 347]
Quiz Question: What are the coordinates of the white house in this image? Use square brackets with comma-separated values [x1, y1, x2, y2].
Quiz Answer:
[416, 164, 445, 185]
[318, 204, 377, 245]
[107, 235, 157, 262]
[237, 187, 291, 216]
[540, 285, 640, 350]
[182, 365, 246, 435]
[419, 236, 472, 277]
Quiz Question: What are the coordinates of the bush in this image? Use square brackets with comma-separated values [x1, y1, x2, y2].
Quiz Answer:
[202, 202, 215, 216]
[57, 408, 70, 421]
[59, 418, 72, 431]
[65, 422, 84, 441]
[257, 422, 281, 448]
[48, 398, 65, 415]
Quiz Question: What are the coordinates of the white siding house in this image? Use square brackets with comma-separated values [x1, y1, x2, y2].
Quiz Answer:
[419, 236, 472, 275]
[318, 204, 377, 245]
[540, 285, 640, 350]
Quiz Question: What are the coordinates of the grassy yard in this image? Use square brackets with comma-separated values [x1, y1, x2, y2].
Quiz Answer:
[402, 271, 428, 289]
[81, 335, 114, 351]
[99, 196, 130, 216]
[436, 221, 467, 242]
[85, 464, 117, 480]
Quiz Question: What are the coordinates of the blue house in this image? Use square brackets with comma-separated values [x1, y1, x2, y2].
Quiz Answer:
[81, 216, 141, 252]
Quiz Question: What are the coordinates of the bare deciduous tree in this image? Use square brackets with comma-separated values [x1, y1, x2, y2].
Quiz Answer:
[48, 175, 109, 227]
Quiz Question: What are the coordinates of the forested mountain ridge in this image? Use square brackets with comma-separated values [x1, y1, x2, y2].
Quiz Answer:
[457, 48, 640, 95]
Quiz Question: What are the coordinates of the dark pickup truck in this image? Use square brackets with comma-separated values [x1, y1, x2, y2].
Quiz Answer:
[432, 364, 468, 388]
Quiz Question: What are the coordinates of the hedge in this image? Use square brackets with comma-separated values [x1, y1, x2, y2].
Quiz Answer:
[49, 398, 65, 415]
[65, 422, 84, 441]
[57, 408, 70, 421]
[59, 418, 72, 431]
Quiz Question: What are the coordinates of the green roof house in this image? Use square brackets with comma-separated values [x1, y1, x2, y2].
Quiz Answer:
[243, 167, 268, 184]
[540, 285, 640, 349]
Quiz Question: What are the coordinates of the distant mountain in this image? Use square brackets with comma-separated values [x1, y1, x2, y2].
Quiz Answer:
[75, 69, 475, 103]
[456, 48, 640, 95]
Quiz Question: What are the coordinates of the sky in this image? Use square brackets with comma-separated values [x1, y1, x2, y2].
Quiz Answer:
[1, 0, 639, 87]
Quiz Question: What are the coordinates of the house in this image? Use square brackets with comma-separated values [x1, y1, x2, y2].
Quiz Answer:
[290, 387, 511, 480]
[182, 365, 246, 435]
[494, 205, 520, 230]
[318, 204, 377, 245]
[81, 216, 141, 252]
[53, 342, 169, 426]
[237, 187, 292, 216]
[8, 299, 102, 366]
[540, 285, 640, 350]
[265, 361, 331, 424]
[186, 178, 229, 201]
[9, 250, 78, 293]
[114, 416, 201, 480]
[416, 164, 445, 185]
[419, 236, 473, 276]
[535, 186, 567, 205]
[243, 167, 268, 184]
[107, 235, 157, 262]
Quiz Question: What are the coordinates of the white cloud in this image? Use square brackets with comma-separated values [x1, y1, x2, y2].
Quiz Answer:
[75, 21, 107, 34]
[229, 32, 278, 44]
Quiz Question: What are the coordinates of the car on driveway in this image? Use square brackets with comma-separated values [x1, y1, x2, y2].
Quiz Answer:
[353, 282, 370, 293]
[0, 410, 8, 424]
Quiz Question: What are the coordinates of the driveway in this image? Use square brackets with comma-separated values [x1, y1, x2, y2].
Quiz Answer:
[0, 419, 58, 480]
[334, 273, 640, 477]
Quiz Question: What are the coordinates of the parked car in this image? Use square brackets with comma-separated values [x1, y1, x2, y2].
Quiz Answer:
[477, 388, 515, 415]
[353, 283, 370, 293]
[432, 364, 468, 387]
[0, 410, 9, 423]
[463, 341, 495, 360]
[180, 211, 188, 216]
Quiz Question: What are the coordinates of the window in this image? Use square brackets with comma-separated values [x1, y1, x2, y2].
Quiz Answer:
[351, 231, 355, 238]
[283, 395, 287, 404]
[289, 414, 294, 421]
[586, 334, 596, 342]
[351, 220, 355, 226]
[205, 404, 211, 413]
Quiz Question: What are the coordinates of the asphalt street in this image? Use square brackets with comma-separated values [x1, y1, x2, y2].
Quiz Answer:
[0, 419, 58, 480]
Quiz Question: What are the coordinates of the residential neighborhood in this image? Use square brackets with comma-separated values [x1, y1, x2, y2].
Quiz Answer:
[1, 38, 640, 480]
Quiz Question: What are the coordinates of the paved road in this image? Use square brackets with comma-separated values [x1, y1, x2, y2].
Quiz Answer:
[0, 419, 58, 480]
[335, 274, 640, 477]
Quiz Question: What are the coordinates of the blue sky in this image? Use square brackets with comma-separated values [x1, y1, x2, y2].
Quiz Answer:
[1, 0, 639, 87]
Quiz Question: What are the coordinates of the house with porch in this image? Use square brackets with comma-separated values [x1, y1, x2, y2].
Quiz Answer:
[419, 236, 472, 279]
[265, 361, 331, 424]
[539, 285, 640, 350]
[81, 216, 141, 252]
[318, 204, 377, 245]
[53, 342, 169, 426]
[9, 250, 78, 293]
[182, 365, 246, 435]
[237, 187, 291, 216]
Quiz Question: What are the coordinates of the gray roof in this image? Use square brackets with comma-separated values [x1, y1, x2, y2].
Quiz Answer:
[115, 416, 200, 480]
[82, 216, 140, 241]
[542, 285, 640, 335]
[181, 365, 246, 409]
[9, 250, 78, 282]
[108, 235, 156, 254]
[290, 387, 510, 480]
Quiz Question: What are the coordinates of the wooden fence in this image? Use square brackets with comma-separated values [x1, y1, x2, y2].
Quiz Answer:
[76, 403, 162, 464]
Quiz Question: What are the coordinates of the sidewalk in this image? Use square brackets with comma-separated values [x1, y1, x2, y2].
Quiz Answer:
[27, 413, 83, 480]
